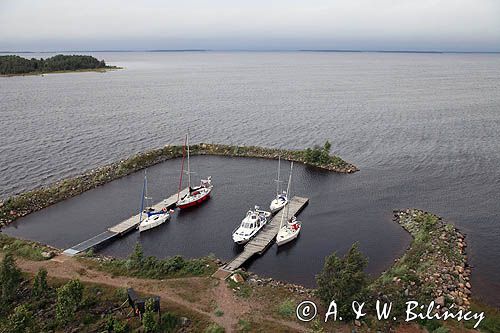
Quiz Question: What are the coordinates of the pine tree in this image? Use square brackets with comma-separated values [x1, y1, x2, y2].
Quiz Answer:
[142, 298, 158, 332]
[0, 252, 21, 307]
[32, 267, 48, 297]
[316, 243, 369, 321]
[55, 279, 84, 327]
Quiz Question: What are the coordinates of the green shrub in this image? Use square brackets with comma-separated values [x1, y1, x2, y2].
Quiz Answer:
[56, 279, 84, 327]
[237, 319, 251, 332]
[204, 323, 225, 333]
[3, 304, 35, 333]
[32, 268, 48, 297]
[277, 299, 295, 318]
[0, 252, 22, 308]
[142, 298, 158, 333]
[316, 243, 369, 321]
[159, 312, 180, 333]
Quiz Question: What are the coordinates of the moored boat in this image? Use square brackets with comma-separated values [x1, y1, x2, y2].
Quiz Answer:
[232, 206, 271, 244]
[270, 156, 288, 213]
[137, 170, 170, 232]
[176, 133, 213, 209]
[276, 162, 302, 246]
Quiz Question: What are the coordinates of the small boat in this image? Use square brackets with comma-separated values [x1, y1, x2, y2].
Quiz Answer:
[270, 156, 288, 213]
[232, 206, 271, 244]
[176, 133, 213, 209]
[138, 171, 170, 232]
[276, 162, 302, 246]
[276, 216, 302, 246]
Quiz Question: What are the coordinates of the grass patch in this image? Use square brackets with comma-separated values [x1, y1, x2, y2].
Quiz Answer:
[227, 278, 252, 298]
[85, 244, 217, 280]
[0, 234, 53, 261]
[277, 299, 295, 318]
[237, 319, 251, 332]
[204, 323, 225, 333]
[463, 300, 500, 332]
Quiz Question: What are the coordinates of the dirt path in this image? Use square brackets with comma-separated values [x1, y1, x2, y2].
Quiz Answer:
[16, 255, 306, 332]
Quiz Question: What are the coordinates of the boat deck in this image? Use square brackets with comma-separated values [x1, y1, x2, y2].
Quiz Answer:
[62, 188, 189, 256]
[219, 196, 309, 273]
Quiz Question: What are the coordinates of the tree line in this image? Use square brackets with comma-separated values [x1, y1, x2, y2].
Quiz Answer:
[0, 54, 108, 75]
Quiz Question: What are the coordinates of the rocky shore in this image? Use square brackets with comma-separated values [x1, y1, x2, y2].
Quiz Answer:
[0, 143, 357, 227]
[373, 209, 471, 315]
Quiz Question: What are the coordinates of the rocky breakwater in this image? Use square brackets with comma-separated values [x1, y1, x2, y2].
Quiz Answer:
[372, 209, 471, 316]
[190, 143, 359, 174]
[0, 142, 357, 227]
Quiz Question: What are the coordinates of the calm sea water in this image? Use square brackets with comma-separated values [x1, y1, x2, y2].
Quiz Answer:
[1, 52, 499, 306]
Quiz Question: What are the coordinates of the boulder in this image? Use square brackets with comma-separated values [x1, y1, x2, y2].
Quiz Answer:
[435, 296, 445, 307]
[230, 273, 245, 284]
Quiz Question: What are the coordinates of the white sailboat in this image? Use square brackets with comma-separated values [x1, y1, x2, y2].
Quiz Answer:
[276, 162, 302, 246]
[269, 156, 288, 213]
[176, 133, 213, 209]
[138, 170, 170, 232]
[232, 206, 271, 244]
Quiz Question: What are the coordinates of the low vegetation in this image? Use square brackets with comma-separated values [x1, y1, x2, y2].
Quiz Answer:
[0, 234, 54, 261]
[0, 251, 213, 332]
[0, 54, 116, 75]
[0, 254, 129, 332]
[89, 243, 216, 279]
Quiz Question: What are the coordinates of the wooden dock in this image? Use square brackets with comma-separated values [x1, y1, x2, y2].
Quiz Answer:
[63, 188, 189, 256]
[217, 196, 309, 276]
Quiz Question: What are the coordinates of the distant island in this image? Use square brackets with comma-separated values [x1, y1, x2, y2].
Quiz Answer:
[0, 54, 120, 76]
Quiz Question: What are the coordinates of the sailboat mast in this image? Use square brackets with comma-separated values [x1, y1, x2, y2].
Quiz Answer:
[186, 132, 191, 189]
[276, 156, 281, 197]
[139, 171, 146, 224]
[285, 162, 293, 222]
[177, 135, 187, 201]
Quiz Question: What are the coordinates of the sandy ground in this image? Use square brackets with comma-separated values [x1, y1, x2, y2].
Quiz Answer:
[15, 255, 306, 332]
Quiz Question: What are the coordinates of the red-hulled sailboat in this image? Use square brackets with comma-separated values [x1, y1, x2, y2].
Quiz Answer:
[176, 133, 213, 209]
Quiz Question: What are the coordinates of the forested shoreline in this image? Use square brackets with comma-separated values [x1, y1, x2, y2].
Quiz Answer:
[0, 54, 115, 75]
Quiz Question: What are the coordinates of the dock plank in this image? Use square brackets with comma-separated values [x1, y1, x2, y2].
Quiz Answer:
[222, 196, 308, 272]
[63, 188, 189, 256]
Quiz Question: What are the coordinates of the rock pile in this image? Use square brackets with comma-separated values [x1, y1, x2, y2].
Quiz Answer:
[385, 209, 471, 313]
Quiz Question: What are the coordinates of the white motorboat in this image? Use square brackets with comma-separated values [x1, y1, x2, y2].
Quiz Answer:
[270, 156, 288, 213]
[232, 206, 271, 244]
[137, 171, 170, 232]
[176, 133, 213, 209]
[276, 162, 302, 246]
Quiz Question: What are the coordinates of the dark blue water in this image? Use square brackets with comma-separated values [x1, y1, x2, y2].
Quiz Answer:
[1, 52, 499, 306]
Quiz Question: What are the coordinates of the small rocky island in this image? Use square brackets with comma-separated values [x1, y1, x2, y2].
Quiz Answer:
[0, 54, 118, 76]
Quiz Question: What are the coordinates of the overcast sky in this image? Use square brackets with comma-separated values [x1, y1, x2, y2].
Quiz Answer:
[1, 0, 499, 52]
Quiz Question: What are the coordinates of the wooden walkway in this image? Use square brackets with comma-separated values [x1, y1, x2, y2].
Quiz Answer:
[63, 188, 189, 256]
[218, 196, 309, 275]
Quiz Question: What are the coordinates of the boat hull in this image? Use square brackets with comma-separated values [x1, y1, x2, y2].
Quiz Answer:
[176, 189, 211, 209]
[276, 223, 301, 246]
[139, 214, 170, 232]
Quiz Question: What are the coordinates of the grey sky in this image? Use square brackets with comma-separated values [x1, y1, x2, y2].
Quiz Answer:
[1, 0, 499, 51]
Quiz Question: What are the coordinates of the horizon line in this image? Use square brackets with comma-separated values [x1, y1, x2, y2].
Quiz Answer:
[1, 49, 500, 54]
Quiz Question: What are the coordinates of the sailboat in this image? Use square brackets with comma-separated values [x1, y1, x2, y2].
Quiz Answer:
[232, 206, 272, 244]
[176, 133, 213, 209]
[276, 162, 302, 246]
[138, 170, 170, 232]
[269, 156, 288, 213]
